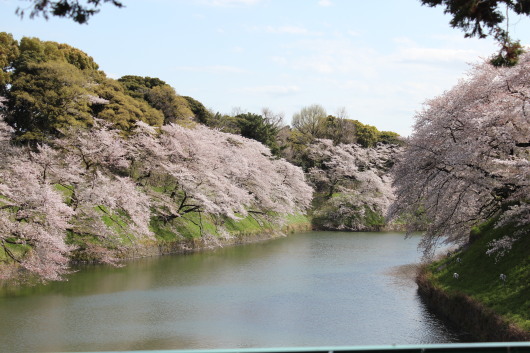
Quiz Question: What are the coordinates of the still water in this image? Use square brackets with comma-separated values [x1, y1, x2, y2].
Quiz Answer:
[0, 232, 462, 352]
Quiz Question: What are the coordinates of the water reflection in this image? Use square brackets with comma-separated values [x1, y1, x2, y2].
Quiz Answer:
[0, 232, 465, 352]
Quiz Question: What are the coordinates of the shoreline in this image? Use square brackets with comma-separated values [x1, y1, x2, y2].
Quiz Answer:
[116, 224, 311, 261]
[416, 266, 530, 342]
[1, 221, 313, 286]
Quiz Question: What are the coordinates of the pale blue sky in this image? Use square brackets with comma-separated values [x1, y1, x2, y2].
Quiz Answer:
[1, 0, 529, 135]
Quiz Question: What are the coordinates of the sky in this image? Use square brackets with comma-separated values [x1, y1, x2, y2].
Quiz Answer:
[1, 0, 529, 136]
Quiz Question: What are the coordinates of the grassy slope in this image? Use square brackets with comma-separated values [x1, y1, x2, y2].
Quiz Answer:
[1, 186, 311, 264]
[151, 211, 311, 243]
[425, 219, 530, 331]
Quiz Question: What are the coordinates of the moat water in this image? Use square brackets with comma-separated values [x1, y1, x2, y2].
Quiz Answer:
[0, 231, 464, 352]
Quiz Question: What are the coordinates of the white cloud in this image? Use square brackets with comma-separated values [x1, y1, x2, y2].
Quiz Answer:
[200, 0, 261, 6]
[283, 38, 380, 76]
[174, 65, 248, 74]
[243, 85, 300, 96]
[391, 47, 481, 64]
[248, 25, 322, 36]
[392, 37, 417, 46]
[271, 56, 288, 65]
[292, 56, 335, 74]
[265, 25, 310, 35]
[318, 0, 333, 7]
[391, 35, 495, 65]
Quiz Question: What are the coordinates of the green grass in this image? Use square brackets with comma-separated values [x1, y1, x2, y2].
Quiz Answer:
[0, 241, 31, 263]
[427, 219, 530, 331]
[284, 212, 310, 225]
[54, 184, 75, 205]
[0, 197, 32, 264]
[150, 211, 310, 242]
[223, 214, 271, 235]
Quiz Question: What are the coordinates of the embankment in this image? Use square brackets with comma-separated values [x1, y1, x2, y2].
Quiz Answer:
[415, 219, 530, 341]
[416, 267, 530, 341]
[119, 219, 312, 260]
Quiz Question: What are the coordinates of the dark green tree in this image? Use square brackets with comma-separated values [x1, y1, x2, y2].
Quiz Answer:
[351, 120, 379, 148]
[7, 60, 94, 141]
[3, 36, 103, 140]
[146, 85, 193, 124]
[378, 131, 404, 146]
[118, 76, 193, 124]
[183, 95, 213, 125]
[235, 112, 280, 155]
[16, 0, 123, 24]
[2, 35, 164, 139]
[319, 115, 357, 145]
[0, 33, 19, 93]
[420, 0, 529, 66]
[93, 78, 164, 130]
[118, 75, 166, 101]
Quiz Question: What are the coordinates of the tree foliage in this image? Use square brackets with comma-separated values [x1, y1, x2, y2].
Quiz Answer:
[235, 112, 281, 155]
[7, 60, 94, 140]
[146, 85, 194, 124]
[0, 35, 170, 140]
[390, 54, 530, 256]
[420, 0, 529, 66]
[290, 104, 402, 148]
[421, 0, 529, 39]
[292, 104, 327, 138]
[118, 75, 194, 124]
[317, 115, 357, 145]
[118, 75, 167, 100]
[0, 33, 19, 92]
[92, 78, 164, 131]
[351, 120, 380, 148]
[16, 0, 123, 24]
[183, 95, 214, 125]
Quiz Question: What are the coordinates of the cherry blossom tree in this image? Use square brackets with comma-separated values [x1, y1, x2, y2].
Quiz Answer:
[307, 139, 400, 231]
[0, 121, 74, 281]
[0, 119, 154, 279]
[50, 122, 153, 260]
[0, 106, 313, 281]
[390, 53, 530, 256]
[126, 122, 313, 233]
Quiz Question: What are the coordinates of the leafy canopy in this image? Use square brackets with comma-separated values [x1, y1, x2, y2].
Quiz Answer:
[0, 34, 172, 140]
[16, 0, 123, 24]
[421, 0, 529, 66]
